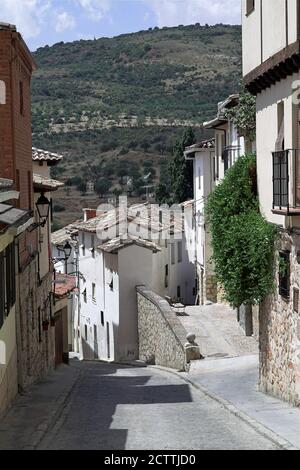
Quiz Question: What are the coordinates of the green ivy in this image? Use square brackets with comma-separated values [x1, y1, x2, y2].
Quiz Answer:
[205, 155, 277, 308]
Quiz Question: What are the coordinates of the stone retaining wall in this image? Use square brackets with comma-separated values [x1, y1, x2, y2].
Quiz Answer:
[137, 286, 189, 371]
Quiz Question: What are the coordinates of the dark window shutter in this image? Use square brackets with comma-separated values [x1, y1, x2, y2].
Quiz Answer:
[5, 245, 11, 314]
[0, 253, 5, 329]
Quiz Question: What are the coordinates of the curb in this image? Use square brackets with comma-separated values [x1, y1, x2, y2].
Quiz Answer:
[149, 365, 298, 451]
[24, 365, 81, 450]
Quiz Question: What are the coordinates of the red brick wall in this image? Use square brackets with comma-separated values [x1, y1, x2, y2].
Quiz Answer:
[0, 27, 37, 267]
[0, 29, 34, 211]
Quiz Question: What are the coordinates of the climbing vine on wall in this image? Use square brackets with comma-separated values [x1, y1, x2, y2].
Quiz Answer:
[205, 155, 278, 308]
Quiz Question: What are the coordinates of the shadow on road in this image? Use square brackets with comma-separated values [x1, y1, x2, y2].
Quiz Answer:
[39, 360, 193, 450]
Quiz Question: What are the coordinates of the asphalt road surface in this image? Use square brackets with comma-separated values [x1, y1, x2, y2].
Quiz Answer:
[37, 362, 278, 450]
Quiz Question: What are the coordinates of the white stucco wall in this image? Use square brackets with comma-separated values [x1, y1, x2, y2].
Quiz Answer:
[256, 72, 300, 226]
[118, 245, 153, 360]
[242, 0, 298, 76]
[242, 0, 262, 76]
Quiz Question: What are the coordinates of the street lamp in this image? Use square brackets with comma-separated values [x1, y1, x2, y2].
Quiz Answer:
[36, 192, 51, 227]
[55, 241, 73, 274]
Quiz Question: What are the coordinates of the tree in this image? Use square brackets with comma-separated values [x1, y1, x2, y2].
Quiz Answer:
[95, 178, 111, 197]
[77, 181, 87, 194]
[225, 87, 256, 142]
[168, 127, 195, 204]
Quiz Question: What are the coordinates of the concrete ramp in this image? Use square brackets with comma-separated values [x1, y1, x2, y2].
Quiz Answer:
[177, 304, 258, 360]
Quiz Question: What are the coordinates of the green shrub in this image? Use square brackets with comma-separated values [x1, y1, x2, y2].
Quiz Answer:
[205, 155, 277, 308]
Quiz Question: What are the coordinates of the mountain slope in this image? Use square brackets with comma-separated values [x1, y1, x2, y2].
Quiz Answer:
[31, 23, 242, 227]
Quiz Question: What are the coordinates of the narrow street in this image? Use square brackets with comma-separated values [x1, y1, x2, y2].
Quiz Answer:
[0, 360, 279, 450]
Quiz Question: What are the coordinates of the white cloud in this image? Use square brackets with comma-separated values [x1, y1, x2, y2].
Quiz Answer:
[144, 0, 241, 28]
[77, 0, 111, 21]
[0, 0, 51, 38]
[56, 11, 76, 33]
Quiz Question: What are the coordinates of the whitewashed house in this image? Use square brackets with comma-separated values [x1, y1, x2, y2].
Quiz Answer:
[72, 202, 195, 362]
[242, 0, 300, 405]
[184, 94, 252, 305]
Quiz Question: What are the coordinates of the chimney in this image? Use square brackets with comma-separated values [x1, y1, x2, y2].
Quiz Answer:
[83, 208, 97, 221]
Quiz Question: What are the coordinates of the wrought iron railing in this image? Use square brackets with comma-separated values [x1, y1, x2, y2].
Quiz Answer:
[222, 146, 242, 172]
[272, 149, 300, 212]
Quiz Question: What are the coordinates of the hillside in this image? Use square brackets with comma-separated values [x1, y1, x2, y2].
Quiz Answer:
[31, 23, 242, 227]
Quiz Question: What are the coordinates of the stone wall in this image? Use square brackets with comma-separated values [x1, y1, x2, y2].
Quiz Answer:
[16, 258, 55, 390]
[137, 286, 191, 371]
[259, 230, 300, 406]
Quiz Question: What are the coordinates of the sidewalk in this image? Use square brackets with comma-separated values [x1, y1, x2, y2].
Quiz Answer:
[184, 355, 300, 450]
[0, 363, 80, 450]
[178, 304, 258, 358]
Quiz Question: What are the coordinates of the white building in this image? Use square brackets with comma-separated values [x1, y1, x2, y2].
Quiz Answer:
[242, 0, 300, 405]
[185, 94, 252, 305]
[72, 203, 195, 362]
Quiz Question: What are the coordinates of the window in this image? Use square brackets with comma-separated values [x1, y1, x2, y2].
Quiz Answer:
[276, 102, 285, 151]
[246, 0, 255, 15]
[0, 80, 6, 104]
[171, 244, 175, 265]
[83, 288, 87, 303]
[279, 251, 290, 299]
[85, 325, 88, 341]
[0, 244, 16, 331]
[19, 81, 24, 115]
[293, 288, 299, 313]
[165, 264, 169, 288]
[91, 235, 95, 258]
[177, 286, 181, 299]
[81, 232, 85, 256]
[177, 241, 182, 263]
[28, 171, 32, 210]
[38, 308, 42, 343]
[101, 311, 104, 326]
[92, 283, 96, 301]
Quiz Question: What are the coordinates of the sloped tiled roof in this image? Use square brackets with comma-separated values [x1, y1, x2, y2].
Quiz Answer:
[51, 223, 79, 246]
[53, 274, 76, 299]
[73, 203, 184, 237]
[185, 139, 215, 152]
[32, 147, 63, 163]
[98, 235, 161, 254]
[33, 173, 64, 191]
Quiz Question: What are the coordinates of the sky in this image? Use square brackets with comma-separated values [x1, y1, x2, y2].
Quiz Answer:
[0, 0, 241, 51]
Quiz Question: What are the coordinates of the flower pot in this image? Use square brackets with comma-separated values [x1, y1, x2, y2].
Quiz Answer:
[42, 321, 50, 332]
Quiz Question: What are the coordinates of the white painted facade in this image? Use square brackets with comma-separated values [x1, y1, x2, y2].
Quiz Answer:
[76, 204, 196, 362]
[185, 94, 250, 303]
[242, 0, 298, 76]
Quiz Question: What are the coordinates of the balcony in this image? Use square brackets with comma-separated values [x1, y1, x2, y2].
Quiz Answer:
[272, 149, 300, 215]
[222, 146, 242, 172]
